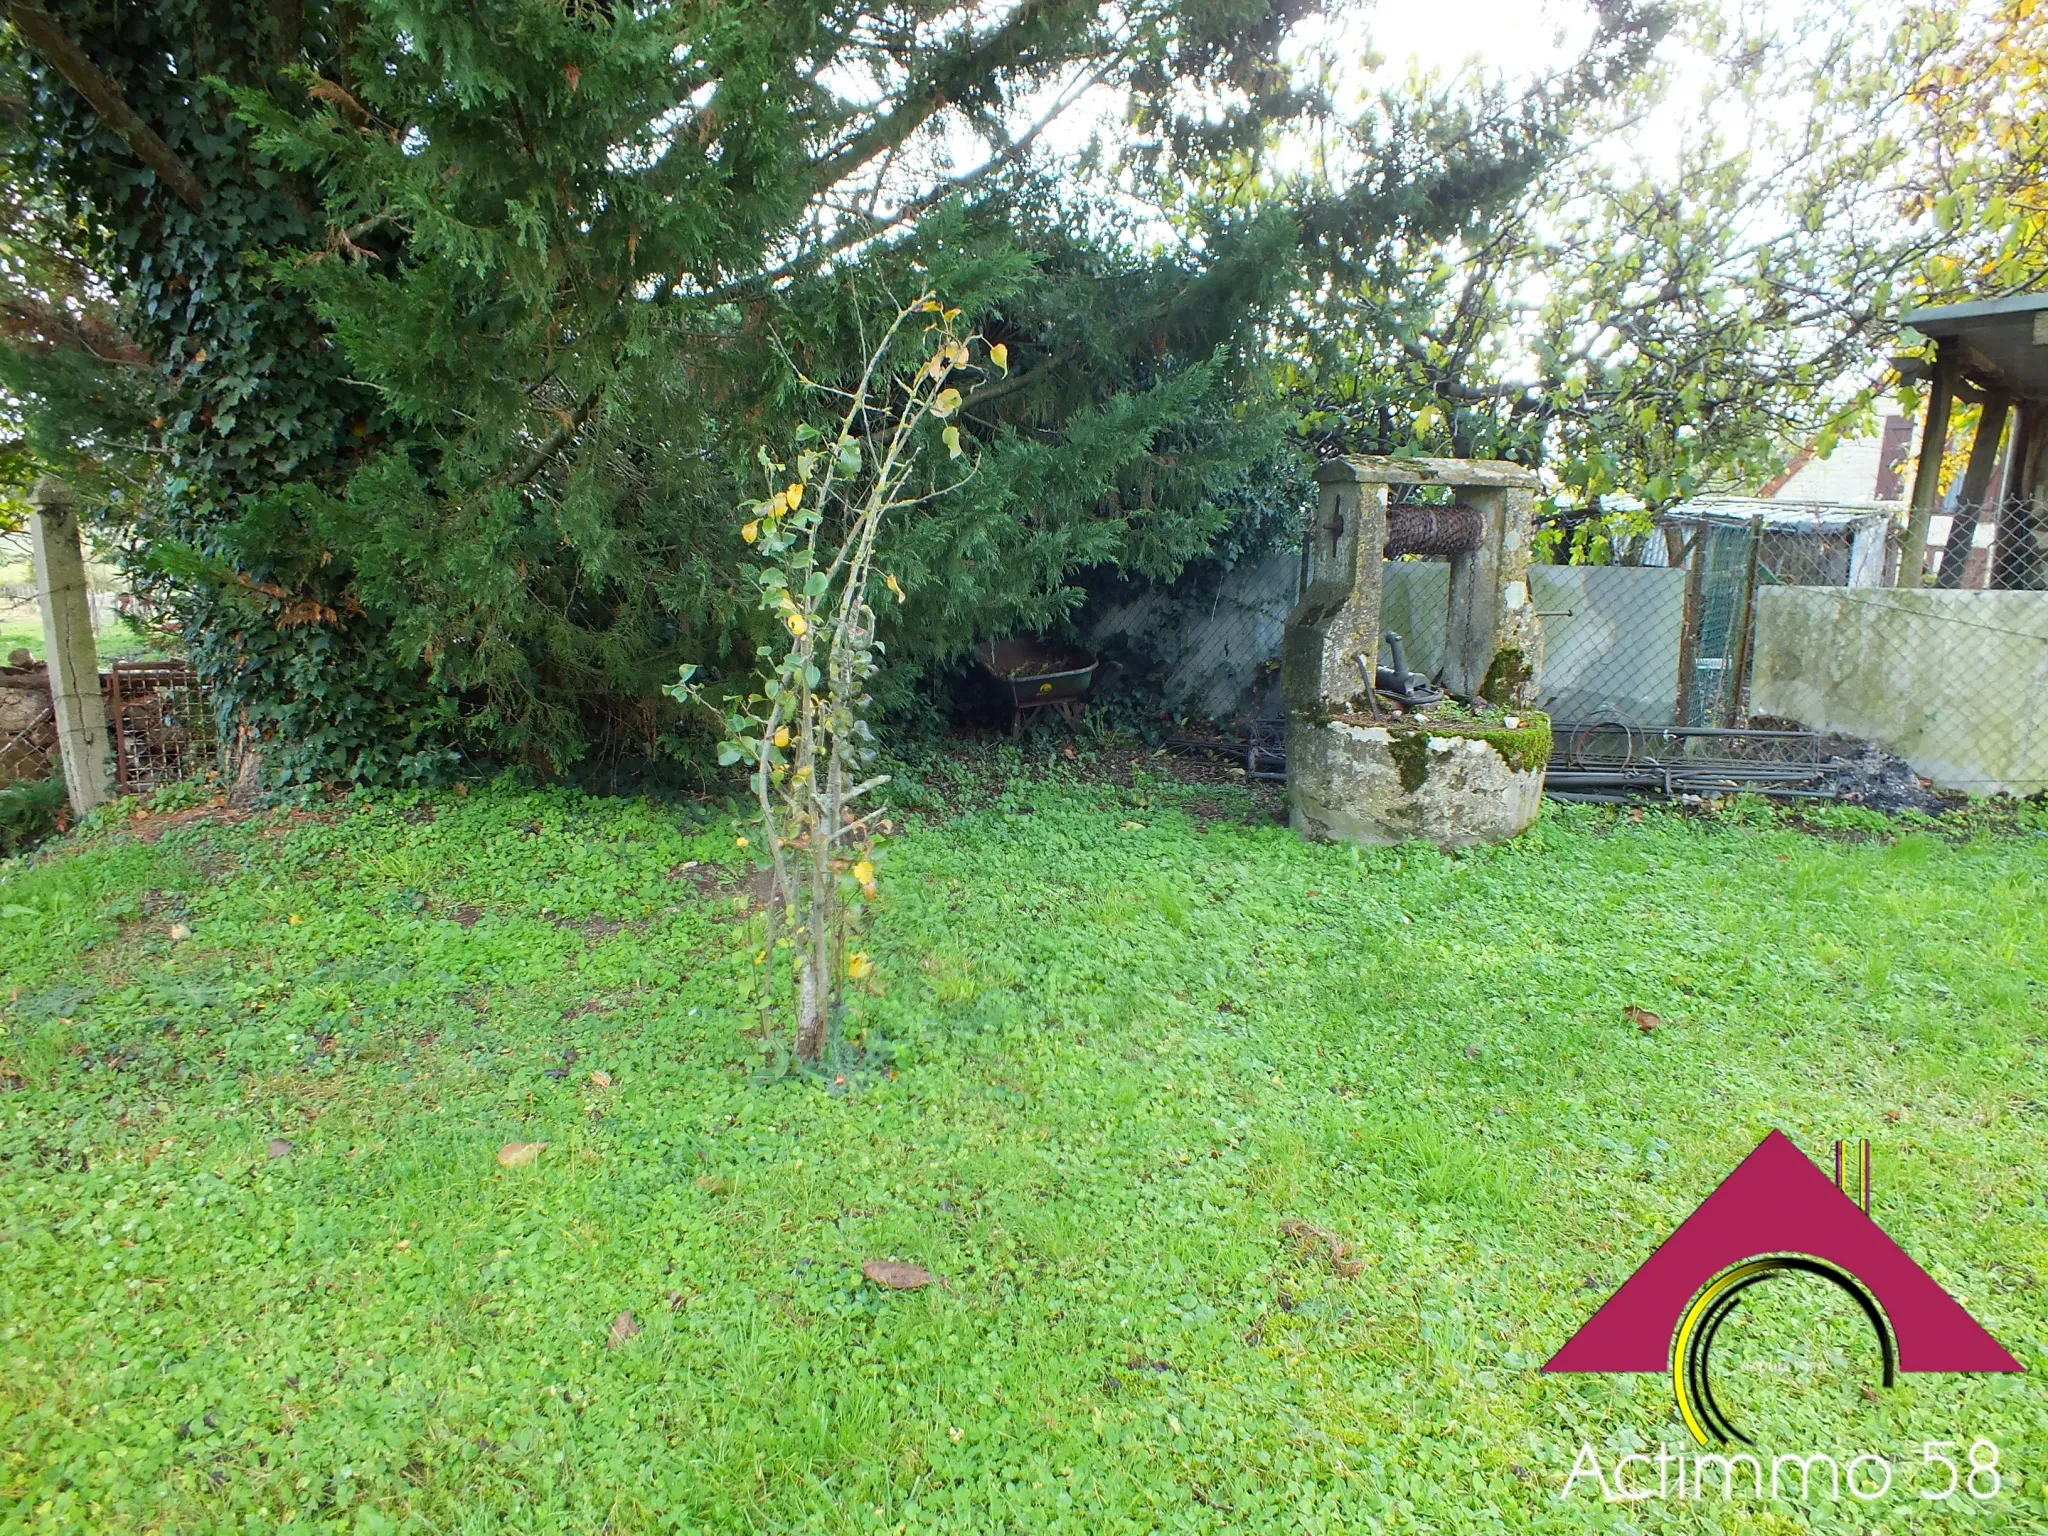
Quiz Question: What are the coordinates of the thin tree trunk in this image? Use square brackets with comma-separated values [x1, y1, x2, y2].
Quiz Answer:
[795, 956, 825, 1060]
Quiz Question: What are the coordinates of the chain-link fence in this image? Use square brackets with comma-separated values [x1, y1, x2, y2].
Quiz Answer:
[1131, 493, 2048, 805]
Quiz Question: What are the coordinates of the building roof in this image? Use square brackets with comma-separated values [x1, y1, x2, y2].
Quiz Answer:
[1663, 495, 1891, 531]
[1313, 455, 1539, 489]
[1900, 292, 2048, 399]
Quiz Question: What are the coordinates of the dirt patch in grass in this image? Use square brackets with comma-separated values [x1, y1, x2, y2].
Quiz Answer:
[543, 912, 630, 944]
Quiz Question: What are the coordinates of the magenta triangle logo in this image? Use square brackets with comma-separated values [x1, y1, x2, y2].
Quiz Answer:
[1546, 1131, 2020, 1444]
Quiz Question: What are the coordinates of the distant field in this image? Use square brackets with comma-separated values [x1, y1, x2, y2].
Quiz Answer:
[0, 605, 170, 663]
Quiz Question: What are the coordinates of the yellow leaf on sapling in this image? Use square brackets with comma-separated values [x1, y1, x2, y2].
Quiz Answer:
[741, 521, 759, 544]
[773, 726, 790, 748]
[785, 613, 807, 636]
[943, 424, 963, 458]
[884, 574, 906, 603]
[990, 342, 1008, 373]
[931, 387, 961, 418]
[852, 860, 873, 885]
[786, 482, 803, 509]
[847, 952, 873, 980]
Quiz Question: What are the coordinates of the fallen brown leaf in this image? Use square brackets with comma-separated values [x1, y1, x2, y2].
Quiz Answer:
[1625, 1006, 1663, 1034]
[1278, 1217, 1364, 1277]
[589, 1070, 612, 1089]
[862, 1259, 936, 1290]
[607, 1310, 639, 1349]
[496, 1140, 547, 1168]
[266, 1138, 293, 1159]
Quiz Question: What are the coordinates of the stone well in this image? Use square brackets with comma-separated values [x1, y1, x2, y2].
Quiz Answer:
[1282, 456, 1551, 848]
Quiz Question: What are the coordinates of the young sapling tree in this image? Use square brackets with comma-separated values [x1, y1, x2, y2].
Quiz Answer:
[671, 296, 998, 1060]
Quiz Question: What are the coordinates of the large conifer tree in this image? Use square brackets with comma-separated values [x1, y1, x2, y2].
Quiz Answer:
[1, 0, 1661, 778]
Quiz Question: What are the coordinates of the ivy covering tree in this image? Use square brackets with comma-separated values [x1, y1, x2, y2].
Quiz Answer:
[1, 0, 1663, 779]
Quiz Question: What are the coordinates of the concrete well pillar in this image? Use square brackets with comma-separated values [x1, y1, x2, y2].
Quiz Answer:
[1282, 463, 1389, 714]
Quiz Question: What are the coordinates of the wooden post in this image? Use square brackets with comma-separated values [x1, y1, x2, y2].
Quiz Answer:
[1897, 344, 1958, 587]
[1934, 393, 2010, 589]
[1723, 515, 1765, 727]
[28, 477, 111, 813]
[1991, 403, 2048, 589]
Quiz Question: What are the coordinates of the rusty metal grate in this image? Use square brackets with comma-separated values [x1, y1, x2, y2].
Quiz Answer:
[104, 661, 221, 794]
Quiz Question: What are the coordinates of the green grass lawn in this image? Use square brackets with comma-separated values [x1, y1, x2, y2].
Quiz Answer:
[2, 763, 2045, 1533]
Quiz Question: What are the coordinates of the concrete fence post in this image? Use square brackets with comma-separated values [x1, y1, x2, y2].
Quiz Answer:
[27, 477, 112, 814]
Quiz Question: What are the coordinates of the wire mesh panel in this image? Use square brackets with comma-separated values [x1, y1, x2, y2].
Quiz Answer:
[1550, 498, 2048, 798]
[1093, 548, 1302, 723]
[1381, 559, 1450, 680]
[0, 664, 57, 785]
[1528, 565, 1687, 723]
[104, 662, 222, 794]
[1132, 494, 2048, 801]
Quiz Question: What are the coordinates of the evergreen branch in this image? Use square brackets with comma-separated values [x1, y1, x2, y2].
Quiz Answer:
[6, 2, 208, 210]
[804, 0, 1093, 196]
[502, 389, 604, 489]
[961, 342, 1080, 415]
[708, 54, 1114, 303]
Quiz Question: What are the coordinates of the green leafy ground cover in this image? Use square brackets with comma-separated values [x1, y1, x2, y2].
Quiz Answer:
[2, 763, 2045, 1533]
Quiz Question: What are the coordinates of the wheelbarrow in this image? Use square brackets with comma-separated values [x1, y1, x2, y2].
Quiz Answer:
[976, 638, 1099, 737]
